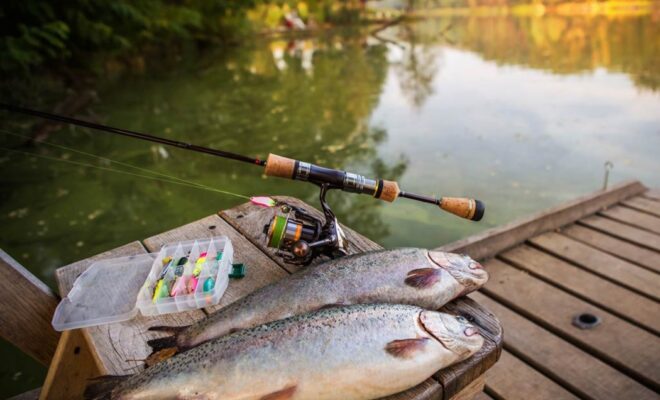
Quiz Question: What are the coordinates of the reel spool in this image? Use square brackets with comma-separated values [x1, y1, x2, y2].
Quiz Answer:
[263, 187, 348, 265]
[266, 213, 318, 259]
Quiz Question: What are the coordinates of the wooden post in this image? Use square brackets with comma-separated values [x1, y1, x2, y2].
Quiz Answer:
[39, 330, 104, 400]
[0, 249, 60, 366]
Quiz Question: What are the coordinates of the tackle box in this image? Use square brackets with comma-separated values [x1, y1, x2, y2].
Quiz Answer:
[52, 236, 233, 331]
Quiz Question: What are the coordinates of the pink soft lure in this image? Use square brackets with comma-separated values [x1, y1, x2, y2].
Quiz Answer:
[250, 196, 276, 208]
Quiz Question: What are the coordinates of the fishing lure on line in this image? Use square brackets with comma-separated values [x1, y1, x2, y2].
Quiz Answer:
[0, 103, 485, 265]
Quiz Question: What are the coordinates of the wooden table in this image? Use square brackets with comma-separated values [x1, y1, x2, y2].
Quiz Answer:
[46, 197, 502, 400]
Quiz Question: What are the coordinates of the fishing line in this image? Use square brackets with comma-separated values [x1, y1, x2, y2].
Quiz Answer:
[0, 129, 229, 194]
[0, 129, 249, 199]
[0, 145, 250, 200]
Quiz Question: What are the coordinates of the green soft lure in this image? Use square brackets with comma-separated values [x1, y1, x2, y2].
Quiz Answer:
[203, 277, 215, 292]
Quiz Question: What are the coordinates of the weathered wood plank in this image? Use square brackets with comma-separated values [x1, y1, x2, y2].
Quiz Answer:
[471, 292, 658, 400]
[0, 249, 60, 366]
[221, 197, 502, 400]
[580, 215, 660, 252]
[55, 241, 206, 375]
[482, 258, 660, 389]
[642, 188, 660, 201]
[446, 374, 485, 400]
[623, 196, 660, 218]
[39, 330, 103, 400]
[437, 180, 647, 259]
[600, 205, 660, 234]
[472, 392, 494, 400]
[381, 379, 442, 400]
[528, 233, 660, 301]
[143, 214, 289, 313]
[561, 224, 660, 273]
[501, 245, 660, 334]
[485, 350, 578, 400]
[220, 196, 381, 273]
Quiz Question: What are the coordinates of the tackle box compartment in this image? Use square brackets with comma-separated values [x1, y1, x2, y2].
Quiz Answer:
[52, 236, 233, 331]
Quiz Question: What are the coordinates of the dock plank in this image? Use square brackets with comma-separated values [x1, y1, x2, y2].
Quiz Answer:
[471, 292, 658, 400]
[473, 392, 494, 400]
[482, 258, 660, 389]
[529, 232, 660, 301]
[579, 215, 660, 251]
[623, 196, 660, 218]
[600, 205, 660, 234]
[143, 214, 288, 313]
[643, 188, 660, 201]
[55, 241, 206, 375]
[484, 350, 578, 400]
[561, 224, 660, 273]
[500, 245, 660, 334]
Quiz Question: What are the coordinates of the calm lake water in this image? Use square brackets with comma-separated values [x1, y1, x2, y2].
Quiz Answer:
[1, 15, 658, 397]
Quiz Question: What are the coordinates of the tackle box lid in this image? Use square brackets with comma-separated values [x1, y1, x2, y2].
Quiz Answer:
[52, 253, 156, 331]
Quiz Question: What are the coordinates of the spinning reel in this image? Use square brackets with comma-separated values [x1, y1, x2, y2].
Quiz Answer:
[264, 184, 348, 265]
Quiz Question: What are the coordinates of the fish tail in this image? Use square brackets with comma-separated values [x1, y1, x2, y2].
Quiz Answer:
[145, 324, 191, 367]
[84, 375, 131, 400]
[146, 335, 178, 352]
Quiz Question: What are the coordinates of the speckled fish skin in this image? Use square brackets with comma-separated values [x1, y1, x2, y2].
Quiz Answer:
[110, 304, 484, 400]
[175, 248, 487, 350]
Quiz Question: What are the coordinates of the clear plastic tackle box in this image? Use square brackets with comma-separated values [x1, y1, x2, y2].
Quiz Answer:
[52, 236, 233, 331]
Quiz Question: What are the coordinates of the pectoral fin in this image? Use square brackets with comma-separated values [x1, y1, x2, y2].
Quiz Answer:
[259, 385, 297, 400]
[405, 268, 441, 289]
[385, 338, 429, 359]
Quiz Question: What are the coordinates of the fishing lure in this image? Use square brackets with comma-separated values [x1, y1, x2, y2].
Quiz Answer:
[193, 252, 207, 276]
[250, 196, 277, 208]
[203, 277, 215, 292]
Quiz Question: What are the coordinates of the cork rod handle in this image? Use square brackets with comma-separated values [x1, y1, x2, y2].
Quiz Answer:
[439, 197, 485, 221]
[264, 153, 296, 179]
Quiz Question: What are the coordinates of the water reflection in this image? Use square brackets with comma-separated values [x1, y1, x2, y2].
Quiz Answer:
[404, 15, 659, 91]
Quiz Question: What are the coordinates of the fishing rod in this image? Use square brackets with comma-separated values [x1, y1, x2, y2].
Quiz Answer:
[1, 103, 485, 264]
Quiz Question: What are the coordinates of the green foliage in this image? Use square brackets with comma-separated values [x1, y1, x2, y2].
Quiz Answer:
[0, 1, 364, 73]
[0, 1, 206, 72]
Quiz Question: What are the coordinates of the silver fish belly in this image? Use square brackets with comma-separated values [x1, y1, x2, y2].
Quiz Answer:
[114, 304, 484, 400]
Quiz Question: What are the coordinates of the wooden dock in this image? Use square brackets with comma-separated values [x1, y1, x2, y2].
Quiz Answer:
[439, 180, 660, 399]
[3, 180, 658, 399]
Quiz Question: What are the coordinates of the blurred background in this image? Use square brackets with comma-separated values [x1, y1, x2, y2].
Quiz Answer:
[0, 1, 658, 397]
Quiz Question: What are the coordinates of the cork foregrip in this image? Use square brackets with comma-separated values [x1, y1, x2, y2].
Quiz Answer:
[379, 180, 400, 202]
[439, 197, 476, 219]
[264, 153, 296, 179]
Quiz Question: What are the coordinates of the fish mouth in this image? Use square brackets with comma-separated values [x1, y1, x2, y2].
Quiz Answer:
[464, 327, 479, 336]
[469, 261, 484, 270]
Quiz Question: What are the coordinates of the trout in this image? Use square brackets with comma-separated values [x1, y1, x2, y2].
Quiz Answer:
[147, 248, 487, 362]
[87, 304, 484, 400]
